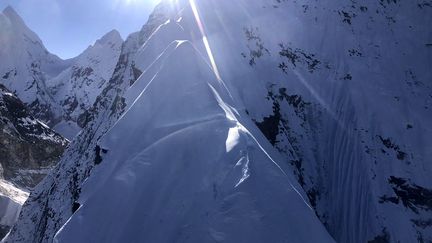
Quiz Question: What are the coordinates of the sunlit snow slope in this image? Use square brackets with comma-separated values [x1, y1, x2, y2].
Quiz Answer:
[53, 41, 333, 242]
[5, 0, 432, 242]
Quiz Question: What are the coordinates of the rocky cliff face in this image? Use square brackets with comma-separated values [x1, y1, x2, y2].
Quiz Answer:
[0, 84, 68, 238]
[0, 84, 67, 188]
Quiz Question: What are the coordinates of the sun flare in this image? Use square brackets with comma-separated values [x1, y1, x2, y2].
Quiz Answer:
[121, 0, 160, 6]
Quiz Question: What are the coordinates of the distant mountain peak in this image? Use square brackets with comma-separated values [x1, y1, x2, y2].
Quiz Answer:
[3, 5, 17, 15]
[96, 29, 123, 45]
[1, 5, 44, 47]
[2, 6, 25, 26]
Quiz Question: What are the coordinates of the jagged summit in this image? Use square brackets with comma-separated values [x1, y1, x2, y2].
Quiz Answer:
[97, 29, 123, 45]
[2, 6, 20, 18]
[0, 7, 123, 139]
[46, 29, 123, 138]
[0, 5, 69, 126]
[0, 6, 43, 45]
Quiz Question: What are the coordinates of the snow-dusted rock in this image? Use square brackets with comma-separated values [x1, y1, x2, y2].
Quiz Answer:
[47, 30, 123, 138]
[0, 84, 67, 239]
[0, 84, 67, 188]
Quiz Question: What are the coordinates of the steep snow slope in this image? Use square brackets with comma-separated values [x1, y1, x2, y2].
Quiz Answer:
[148, 1, 431, 242]
[5, 3, 332, 240]
[53, 40, 333, 243]
[47, 30, 123, 138]
[109, 1, 432, 240]
[4, 5, 171, 242]
[6, 0, 432, 242]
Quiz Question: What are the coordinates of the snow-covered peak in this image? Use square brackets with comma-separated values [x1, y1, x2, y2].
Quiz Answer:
[75, 29, 123, 72]
[1, 6, 27, 28]
[123, 0, 174, 50]
[2, 6, 22, 23]
[96, 29, 122, 45]
[5, 0, 432, 242]
[79, 29, 123, 56]
[2, 5, 15, 13]
[46, 30, 123, 138]
[53, 38, 334, 243]
[0, 6, 44, 53]
[0, 6, 71, 131]
[72, 30, 123, 76]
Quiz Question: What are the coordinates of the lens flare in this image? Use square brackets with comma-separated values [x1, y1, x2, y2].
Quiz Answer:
[120, 0, 160, 6]
[189, 0, 221, 81]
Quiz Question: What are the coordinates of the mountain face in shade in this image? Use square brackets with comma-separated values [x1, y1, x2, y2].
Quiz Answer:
[4, 0, 432, 242]
[0, 83, 67, 239]
[0, 84, 67, 188]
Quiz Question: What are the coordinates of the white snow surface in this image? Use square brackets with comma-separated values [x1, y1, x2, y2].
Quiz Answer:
[4, 0, 432, 242]
[0, 180, 28, 227]
[54, 40, 334, 243]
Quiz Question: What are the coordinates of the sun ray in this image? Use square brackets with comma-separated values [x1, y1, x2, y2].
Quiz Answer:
[188, 0, 221, 81]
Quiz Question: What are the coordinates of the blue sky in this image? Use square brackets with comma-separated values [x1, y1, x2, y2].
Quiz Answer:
[0, 0, 160, 59]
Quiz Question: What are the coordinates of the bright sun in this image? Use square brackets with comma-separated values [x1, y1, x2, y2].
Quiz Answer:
[124, 0, 139, 4]
[112, 0, 179, 13]
[123, 0, 161, 5]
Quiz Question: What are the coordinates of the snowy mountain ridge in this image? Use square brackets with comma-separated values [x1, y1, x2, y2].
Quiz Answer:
[0, 6, 123, 139]
[0, 6, 70, 124]
[53, 39, 334, 242]
[47, 30, 123, 138]
[3, 0, 432, 242]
